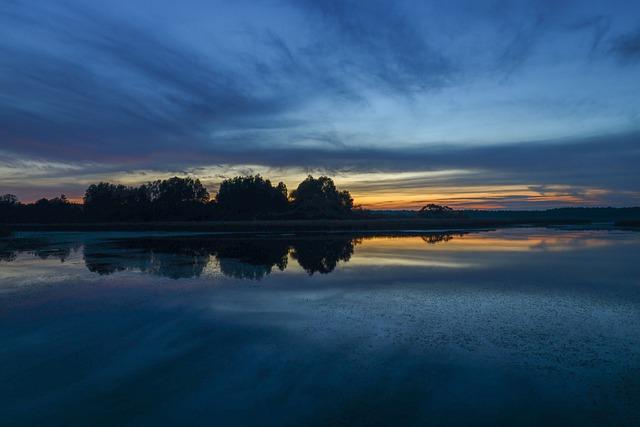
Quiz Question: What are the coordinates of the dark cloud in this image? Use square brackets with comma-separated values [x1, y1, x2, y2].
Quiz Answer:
[0, 0, 457, 162]
[291, 0, 454, 95]
[4, 131, 638, 204]
[609, 27, 640, 63]
[198, 131, 640, 192]
[0, 4, 299, 160]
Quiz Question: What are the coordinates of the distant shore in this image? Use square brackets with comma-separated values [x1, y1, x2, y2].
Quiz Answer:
[2, 217, 611, 233]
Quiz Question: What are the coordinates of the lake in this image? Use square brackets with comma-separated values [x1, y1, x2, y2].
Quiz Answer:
[1, 228, 639, 426]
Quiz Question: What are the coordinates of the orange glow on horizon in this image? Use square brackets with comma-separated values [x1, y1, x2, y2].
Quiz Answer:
[349, 184, 611, 210]
[14, 168, 622, 209]
[34, 188, 606, 210]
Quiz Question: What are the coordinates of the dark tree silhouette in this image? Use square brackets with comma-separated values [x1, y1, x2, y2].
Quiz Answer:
[216, 175, 288, 219]
[147, 177, 210, 220]
[0, 194, 21, 224]
[3, 176, 355, 223]
[2, 193, 84, 223]
[147, 177, 209, 205]
[84, 183, 150, 221]
[84, 177, 210, 221]
[417, 204, 465, 219]
[28, 195, 83, 223]
[290, 176, 353, 218]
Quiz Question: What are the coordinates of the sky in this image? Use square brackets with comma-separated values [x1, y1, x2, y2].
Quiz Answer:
[1, 0, 639, 209]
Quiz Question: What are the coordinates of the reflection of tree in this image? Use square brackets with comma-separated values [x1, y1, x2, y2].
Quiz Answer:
[33, 246, 75, 261]
[6, 233, 473, 280]
[83, 237, 290, 280]
[83, 240, 210, 279]
[215, 240, 288, 270]
[218, 259, 275, 280]
[216, 240, 288, 280]
[0, 248, 17, 262]
[420, 233, 465, 245]
[290, 238, 358, 275]
[0, 238, 79, 263]
[82, 235, 359, 280]
[84, 256, 127, 275]
[145, 253, 210, 279]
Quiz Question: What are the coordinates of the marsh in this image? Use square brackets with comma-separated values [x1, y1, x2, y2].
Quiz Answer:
[1, 228, 639, 426]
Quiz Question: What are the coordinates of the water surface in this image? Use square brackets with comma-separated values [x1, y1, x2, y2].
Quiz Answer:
[1, 228, 639, 426]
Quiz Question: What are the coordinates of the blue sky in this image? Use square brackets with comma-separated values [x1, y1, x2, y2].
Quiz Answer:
[1, 0, 639, 208]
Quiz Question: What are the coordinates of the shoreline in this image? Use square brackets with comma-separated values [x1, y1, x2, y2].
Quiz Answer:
[1, 218, 605, 233]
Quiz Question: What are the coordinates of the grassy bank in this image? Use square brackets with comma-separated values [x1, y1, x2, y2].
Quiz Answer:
[5, 217, 596, 233]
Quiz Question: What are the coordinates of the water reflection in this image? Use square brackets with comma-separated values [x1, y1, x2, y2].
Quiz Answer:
[2, 229, 639, 426]
[0, 236, 81, 262]
[1, 229, 627, 281]
[88, 235, 362, 279]
[83, 242, 211, 279]
[0, 232, 469, 280]
[421, 233, 465, 244]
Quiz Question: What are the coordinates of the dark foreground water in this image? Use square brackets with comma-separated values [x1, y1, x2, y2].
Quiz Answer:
[1, 228, 639, 426]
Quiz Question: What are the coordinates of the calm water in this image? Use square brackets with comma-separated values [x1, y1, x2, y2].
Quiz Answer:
[1, 228, 639, 426]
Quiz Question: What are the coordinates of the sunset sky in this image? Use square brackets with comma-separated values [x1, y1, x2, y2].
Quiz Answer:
[1, 0, 639, 209]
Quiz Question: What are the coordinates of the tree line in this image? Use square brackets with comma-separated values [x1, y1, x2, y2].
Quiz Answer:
[0, 175, 354, 223]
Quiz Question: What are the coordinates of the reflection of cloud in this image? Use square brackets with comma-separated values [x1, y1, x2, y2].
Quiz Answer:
[2, 229, 637, 288]
[429, 234, 614, 253]
[347, 256, 474, 269]
[353, 231, 618, 257]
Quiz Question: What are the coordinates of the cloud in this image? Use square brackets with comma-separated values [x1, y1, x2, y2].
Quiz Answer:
[0, 0, 460, 162]
[609, 27, 640, 63]
[178, 131, 639, 192]
[289, 0, 454, 95]
[3, 131, 638, 206]
[567, 15, 612, 54]
[1, 0, 639, 206]
[0, 4, 300, 159]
